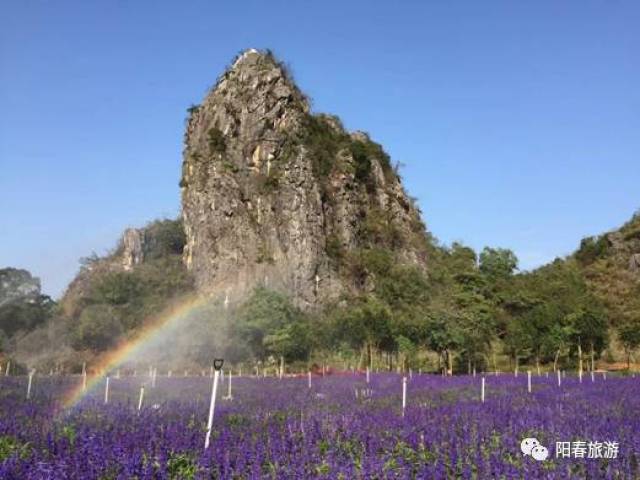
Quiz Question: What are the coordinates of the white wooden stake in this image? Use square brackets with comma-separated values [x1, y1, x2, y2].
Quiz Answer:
[366, 367, 370, 384]
[557, 370, 561, 387]
[138, 386, 145, 410]
[5, 362, 10, 376]
[402, 376, 407, 417]
[579, 368, 583, 383]
[527, 370, 531, 393]
[308, 371, 312, 388]
[481, 377, 485, 403]
[591, 371, 595, 382]
[204, 370, 220, 450]
[104, 377, 110, 404]
[27, 370, 34, 399]
[226, 370, 232, 400]
[82, 370, 87, 392]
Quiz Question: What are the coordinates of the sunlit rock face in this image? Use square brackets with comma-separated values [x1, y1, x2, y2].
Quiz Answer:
[122, 228, 145, 270]
[181, 49, 429, 309]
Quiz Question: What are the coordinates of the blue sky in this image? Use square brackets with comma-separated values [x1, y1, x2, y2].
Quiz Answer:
[1, 1, 638, 298]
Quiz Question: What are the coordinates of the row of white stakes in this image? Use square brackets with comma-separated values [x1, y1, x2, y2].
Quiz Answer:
[13, 365, 627, 424]
[399, 368, 614, 413]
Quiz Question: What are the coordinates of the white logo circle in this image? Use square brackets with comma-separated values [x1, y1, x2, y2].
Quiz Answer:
[521, 438, 540, 456]
[531, 445, 549, 461]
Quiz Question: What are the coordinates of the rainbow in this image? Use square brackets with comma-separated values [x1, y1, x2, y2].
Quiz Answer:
[62, 294, 214, 408]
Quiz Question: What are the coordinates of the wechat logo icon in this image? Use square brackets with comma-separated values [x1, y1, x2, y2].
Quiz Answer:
[521, 437, 549, 461]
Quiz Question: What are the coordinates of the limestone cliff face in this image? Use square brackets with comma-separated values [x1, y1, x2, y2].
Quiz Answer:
[181, 49, 429, 309]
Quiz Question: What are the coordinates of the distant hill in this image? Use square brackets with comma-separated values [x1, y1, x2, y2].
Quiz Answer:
[574, 211, 640, 324]
[60, 218, 194, 340]
[0, 268, 53, 339]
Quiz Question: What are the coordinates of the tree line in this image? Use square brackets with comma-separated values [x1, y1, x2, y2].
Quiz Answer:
[230, 242, 639, 374]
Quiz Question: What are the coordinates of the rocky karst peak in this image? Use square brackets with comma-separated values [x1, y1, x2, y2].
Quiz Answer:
[180, 49, 430, 309]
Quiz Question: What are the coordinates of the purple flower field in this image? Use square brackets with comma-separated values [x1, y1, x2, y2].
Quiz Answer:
[0, 372, 638, 479]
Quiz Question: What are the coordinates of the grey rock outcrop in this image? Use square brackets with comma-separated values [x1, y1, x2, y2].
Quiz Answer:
[121, 228, 145, 270]
[180, 49, 429, 309]
[0, 268, 41, 304]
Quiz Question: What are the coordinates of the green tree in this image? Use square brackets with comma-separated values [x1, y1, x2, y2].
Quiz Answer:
[332, 296, 394, 369]
[455, 293, 495, 374]
[235, 287, 310, 361]
[0, 295, 55, 338]
[546, 323, 575, 372]
[521, 303, 561, 373]
[395, 335, 417, 372]
[426, 309, 463, 375]
[447, 243, 477, 272]
[617, 316, 640, 369]
[72, 305, 123, 352]
[263, 321, 311, 363]
[479, 247, 518, 278]
[567, 308, 608, 372]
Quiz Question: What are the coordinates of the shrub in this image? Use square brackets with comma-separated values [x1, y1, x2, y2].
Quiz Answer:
[325, 234, 345, 261]
[349, 137, 393, 184]
[167, 452, 199, 480]
[298, 114, 350, 179]
[349, 140, 373, 184]
[575, 235, 610, 265]
[144, 219, 186, 259]
[207, 127, 226, 154]
[91, 272, 141, 306]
